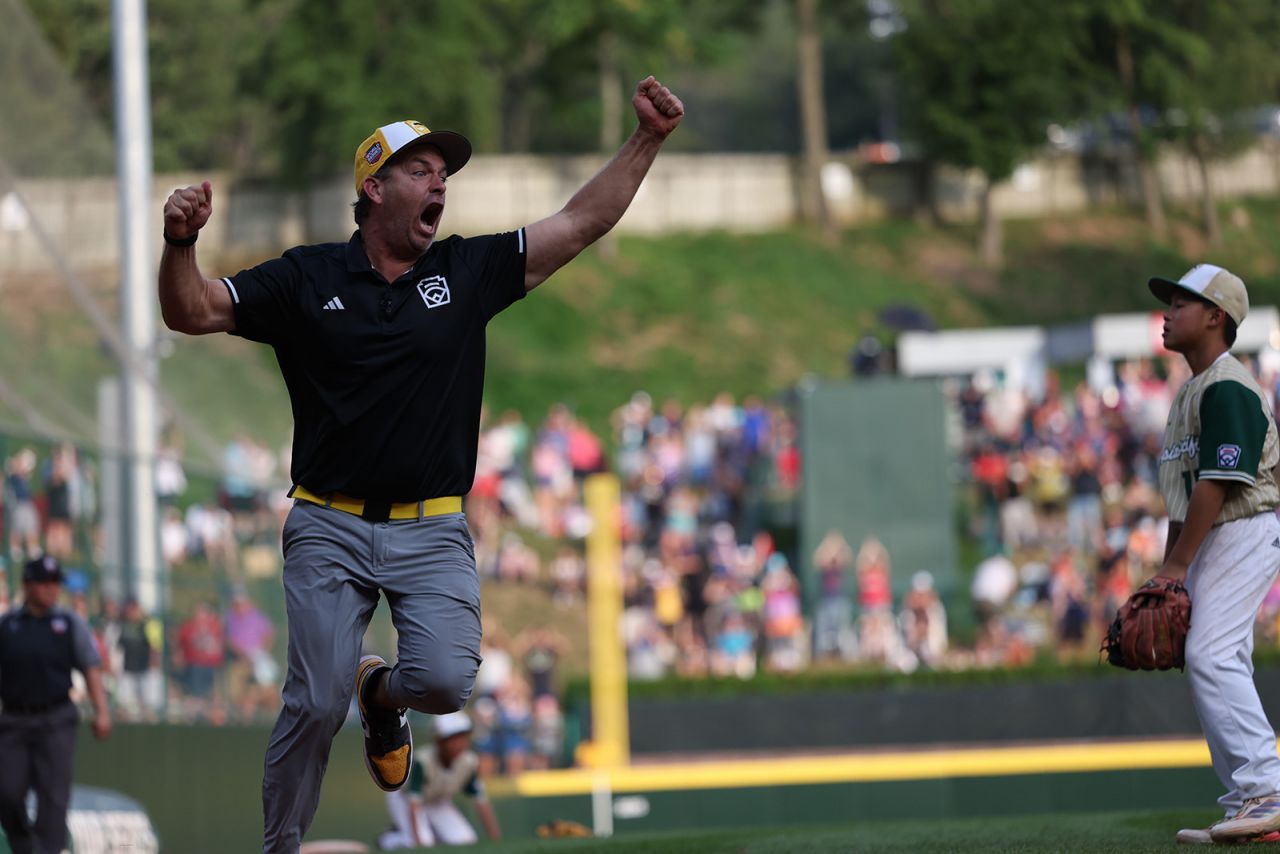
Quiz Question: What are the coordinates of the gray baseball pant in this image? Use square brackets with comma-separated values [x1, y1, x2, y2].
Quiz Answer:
[261, 501, 482, 854]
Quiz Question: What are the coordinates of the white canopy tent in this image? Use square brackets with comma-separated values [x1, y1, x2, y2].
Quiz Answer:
[897, 326, 1048, 395]
[898, 307, 1280, 389]
[901, 308, 1280, 371]
[1092, 307, 1280, 359]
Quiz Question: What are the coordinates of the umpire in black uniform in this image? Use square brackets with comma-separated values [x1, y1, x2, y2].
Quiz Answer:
[0, 555, 111, 854]
[159, 76, 684, 853]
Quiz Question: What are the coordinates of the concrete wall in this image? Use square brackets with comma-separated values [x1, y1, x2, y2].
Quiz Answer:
[3, 143, 1279, 275]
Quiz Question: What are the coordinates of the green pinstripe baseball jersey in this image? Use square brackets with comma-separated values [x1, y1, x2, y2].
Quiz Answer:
[1158, 353, 1280, 524]
[406, 747, 485, 803]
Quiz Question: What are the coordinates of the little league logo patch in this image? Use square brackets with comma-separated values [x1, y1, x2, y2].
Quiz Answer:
[1218, 443, 1242, 469]
[417, 275, 451, 309]
[365, 141, 384, 165]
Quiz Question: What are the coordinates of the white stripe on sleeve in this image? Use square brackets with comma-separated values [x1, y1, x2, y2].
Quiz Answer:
[221, 277, 240, 304]
[1199, 470, 1257, 485]
[517, 227, 525, 255]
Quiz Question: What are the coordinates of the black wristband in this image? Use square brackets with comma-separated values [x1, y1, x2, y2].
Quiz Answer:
[163, 230, 198, 247]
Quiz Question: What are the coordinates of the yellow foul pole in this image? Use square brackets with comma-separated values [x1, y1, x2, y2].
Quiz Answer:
[582, 473, 629, 768]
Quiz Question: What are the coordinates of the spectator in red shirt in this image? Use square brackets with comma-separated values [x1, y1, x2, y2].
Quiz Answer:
[177, 602, 226, 721]
[856, 536, 898, 665]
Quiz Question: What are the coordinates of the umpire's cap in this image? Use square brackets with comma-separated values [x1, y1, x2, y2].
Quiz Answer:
[353, 120, 472, 195]
[22, 555, 64, 584]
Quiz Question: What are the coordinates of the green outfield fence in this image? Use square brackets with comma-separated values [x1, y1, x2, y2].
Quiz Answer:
[55, 722, 1229, 851]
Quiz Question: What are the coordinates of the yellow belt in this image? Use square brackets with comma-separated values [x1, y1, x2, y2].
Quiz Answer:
[290, 485, 462, 521]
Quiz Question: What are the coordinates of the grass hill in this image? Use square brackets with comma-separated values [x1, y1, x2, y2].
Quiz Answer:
[4, 196, 1280, 473]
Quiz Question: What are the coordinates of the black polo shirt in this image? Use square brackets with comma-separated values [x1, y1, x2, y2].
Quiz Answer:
[221, 229, 527, 501]
[0, 605, 101, 708]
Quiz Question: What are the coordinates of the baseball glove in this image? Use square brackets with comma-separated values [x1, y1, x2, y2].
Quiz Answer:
[1101, 575, 1191, 671]
[536, 819, 593, 838]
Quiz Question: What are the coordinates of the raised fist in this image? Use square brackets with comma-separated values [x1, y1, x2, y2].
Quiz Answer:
[633, 76, 684, 140]
[163, 181, 213, 241]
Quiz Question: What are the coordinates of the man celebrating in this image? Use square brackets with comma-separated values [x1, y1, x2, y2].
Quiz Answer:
[1147, 265, 1280, 844]
[158, 76, 682, 853]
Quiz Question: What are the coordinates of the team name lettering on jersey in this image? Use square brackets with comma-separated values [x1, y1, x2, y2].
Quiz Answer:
[1161, 435, 1199, 463]
[1157, 354, 1280, 524]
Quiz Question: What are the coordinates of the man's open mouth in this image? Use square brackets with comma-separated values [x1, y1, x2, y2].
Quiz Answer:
[420, 202, 443, 232]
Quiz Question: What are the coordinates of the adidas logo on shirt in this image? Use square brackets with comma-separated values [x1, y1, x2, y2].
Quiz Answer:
[323, 297, 345, 311]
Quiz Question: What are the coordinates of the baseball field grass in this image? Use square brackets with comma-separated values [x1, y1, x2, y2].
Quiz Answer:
[445, 808, 1224, 852]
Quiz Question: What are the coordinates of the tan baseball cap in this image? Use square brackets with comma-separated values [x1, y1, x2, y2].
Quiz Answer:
[352, 120, 471, 195]
[1149, 263, 1249, 325]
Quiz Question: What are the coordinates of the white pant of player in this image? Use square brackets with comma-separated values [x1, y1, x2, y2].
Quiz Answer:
[1185, 512, 1280, 814]
[381, 790, 477, 848]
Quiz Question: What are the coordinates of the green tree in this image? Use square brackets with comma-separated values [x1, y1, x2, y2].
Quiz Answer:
[1153, 0, 1280, 247]
[445, 1, 595, 153]
[29, 0, 267, 172]
[1071, 0, 1190, 241]
[796, 0, 832, 235]
[1071, 0, 1280, 247]
[794, 0, 882, 235]
[252, 1, 717, 174]
[464, 0, 765, 157]
[250, 2, 496, 184]
[582, 0, 763, 151]
[893, 0, 1081, 266]
[1, 0, 113, 177]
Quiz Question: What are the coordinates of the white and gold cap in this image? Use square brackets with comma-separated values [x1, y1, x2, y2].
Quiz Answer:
[1149, 263, 1249, 325]
[352, 120, 471, 195]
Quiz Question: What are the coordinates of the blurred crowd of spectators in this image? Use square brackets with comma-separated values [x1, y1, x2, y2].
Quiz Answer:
[9, 353, 1280, 768]
[4, 442, 96, 564]
[467, 626, 570, 775]
[953, 351, 1280, 668]
[2, 432, 289, 726]
[466, 392, 811, 683]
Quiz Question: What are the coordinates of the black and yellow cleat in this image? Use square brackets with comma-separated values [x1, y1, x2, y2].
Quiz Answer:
[354, 655, 412, 792]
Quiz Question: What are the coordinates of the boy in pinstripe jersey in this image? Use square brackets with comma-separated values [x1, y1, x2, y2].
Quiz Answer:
[1149, 265, 1280, 844]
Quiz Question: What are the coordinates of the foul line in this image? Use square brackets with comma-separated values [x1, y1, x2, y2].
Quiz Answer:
[512, 738, 1221, 797]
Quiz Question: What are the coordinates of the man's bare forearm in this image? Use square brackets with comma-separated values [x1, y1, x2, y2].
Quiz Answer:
[86, 666, 109, 718]
[1162, 480, 1228, 579]
[158, 243, 209, 332]
[559, 127, 666, 252]
[476, 800, 501, 840]
[159, 180, 234, 334]
[1164, 521, 1182, 563]
[523, 76, 682, 290]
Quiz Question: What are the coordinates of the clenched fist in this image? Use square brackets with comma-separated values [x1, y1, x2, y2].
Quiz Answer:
[634, 76, 684, 140]
[163, 181, 213, 241]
